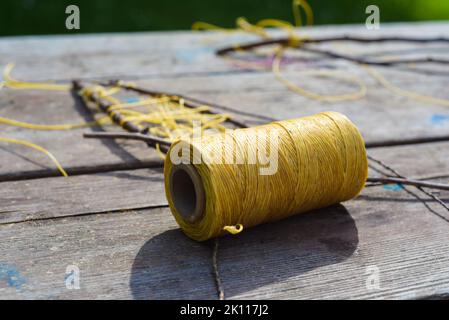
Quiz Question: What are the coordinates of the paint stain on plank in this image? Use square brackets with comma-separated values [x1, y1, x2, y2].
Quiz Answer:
[383, 184, 403, 191]
[0, 263, 27, 291]
[430, 114, 449, 126]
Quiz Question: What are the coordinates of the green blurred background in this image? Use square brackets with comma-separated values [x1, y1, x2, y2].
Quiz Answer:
[1, 0, 448, 36]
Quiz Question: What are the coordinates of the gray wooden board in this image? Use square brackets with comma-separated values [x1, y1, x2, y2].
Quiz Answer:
[0, 168, 166, 225]
[0, 141, 448, 225]
[134, 67, 449, 143]
[0, 181, 448, 299]
[1, 22, 449, 179]
[0, 22, 448, 300]
[1, 66, 449, 179]
[0, 142, 448, 299]
[1, 23, 448, 81]
[0, 89, 163, 180]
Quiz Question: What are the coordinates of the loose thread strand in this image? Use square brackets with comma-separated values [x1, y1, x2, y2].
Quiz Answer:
[0, 137, 68, 177]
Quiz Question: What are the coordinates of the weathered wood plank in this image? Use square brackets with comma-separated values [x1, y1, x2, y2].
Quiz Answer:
[1, 22, 449, 179]
[368, 142, 449, 179]
[134, 67, 449, 143]
[1, 66, 449, 179]
[0, 207, 217, 300]
[219, 190, 449, 299]
[0, 142, 448, 299]
[1, 141, 448, 225]
[0, 184, 447, 299]
[0, 89, 164, 180]
[1, 23, 448, 81]
[0, 23, 448, 299]
[0, 168, 165, 225]
[0, 31, 244, 81]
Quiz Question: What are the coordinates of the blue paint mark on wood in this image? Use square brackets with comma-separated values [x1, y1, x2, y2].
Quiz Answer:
[383, 184, 403, 191]
[0, 263, 26, 291]
[430, 114, 449, 126]
[125, 97, 140, 103]
[176, 47, 214, 63]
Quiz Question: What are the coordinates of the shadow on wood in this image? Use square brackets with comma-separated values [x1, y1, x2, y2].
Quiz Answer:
[130, 229, 216, 300]
[129, 204, 358, 299]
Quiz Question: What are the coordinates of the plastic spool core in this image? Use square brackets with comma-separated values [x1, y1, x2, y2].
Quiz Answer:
[169, 164, 206, 223]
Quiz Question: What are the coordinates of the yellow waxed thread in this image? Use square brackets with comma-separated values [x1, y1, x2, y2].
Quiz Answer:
[236, 17, 270, 39]
[292, 0, 314, 26]
[0, 137, 68, 177]
[0, 64, 116, 177]
[0, 116, 111, 130]
[1, 64, 231, 176]
[363, 65, 449, 107]
[164, 111, 368, 241]
[2, 63, 70, 91]
[192, 0, 368, 103]
[272, 46, 367, 102]
[191, 22, 237, 32]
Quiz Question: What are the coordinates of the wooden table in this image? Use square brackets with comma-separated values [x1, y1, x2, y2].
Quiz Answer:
[0, 22, 448, 299]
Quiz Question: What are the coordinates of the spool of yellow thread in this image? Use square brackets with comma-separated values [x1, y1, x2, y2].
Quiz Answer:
[164, 111, 368, 241]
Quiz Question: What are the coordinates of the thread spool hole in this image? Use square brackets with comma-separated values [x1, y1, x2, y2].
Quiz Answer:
[169, 165, 205, 223]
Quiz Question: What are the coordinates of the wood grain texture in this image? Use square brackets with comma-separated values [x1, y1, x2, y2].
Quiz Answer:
[133, 67, 449, 143]
[0, 142, 447, 299]
[0, 22, 448, 300]
[1, 68, 449, 179]
[367, 142, 449, 179]
[0, 168, 166, 225]
[219, 193, 449, 300]
[0, 140, 447, 225]
[0, 89, 164, 180]
[0, 186, 447, 299]
[0, 207, 217, 300]
[1, 22, 448, 81]
[1, 23, 449, 179]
